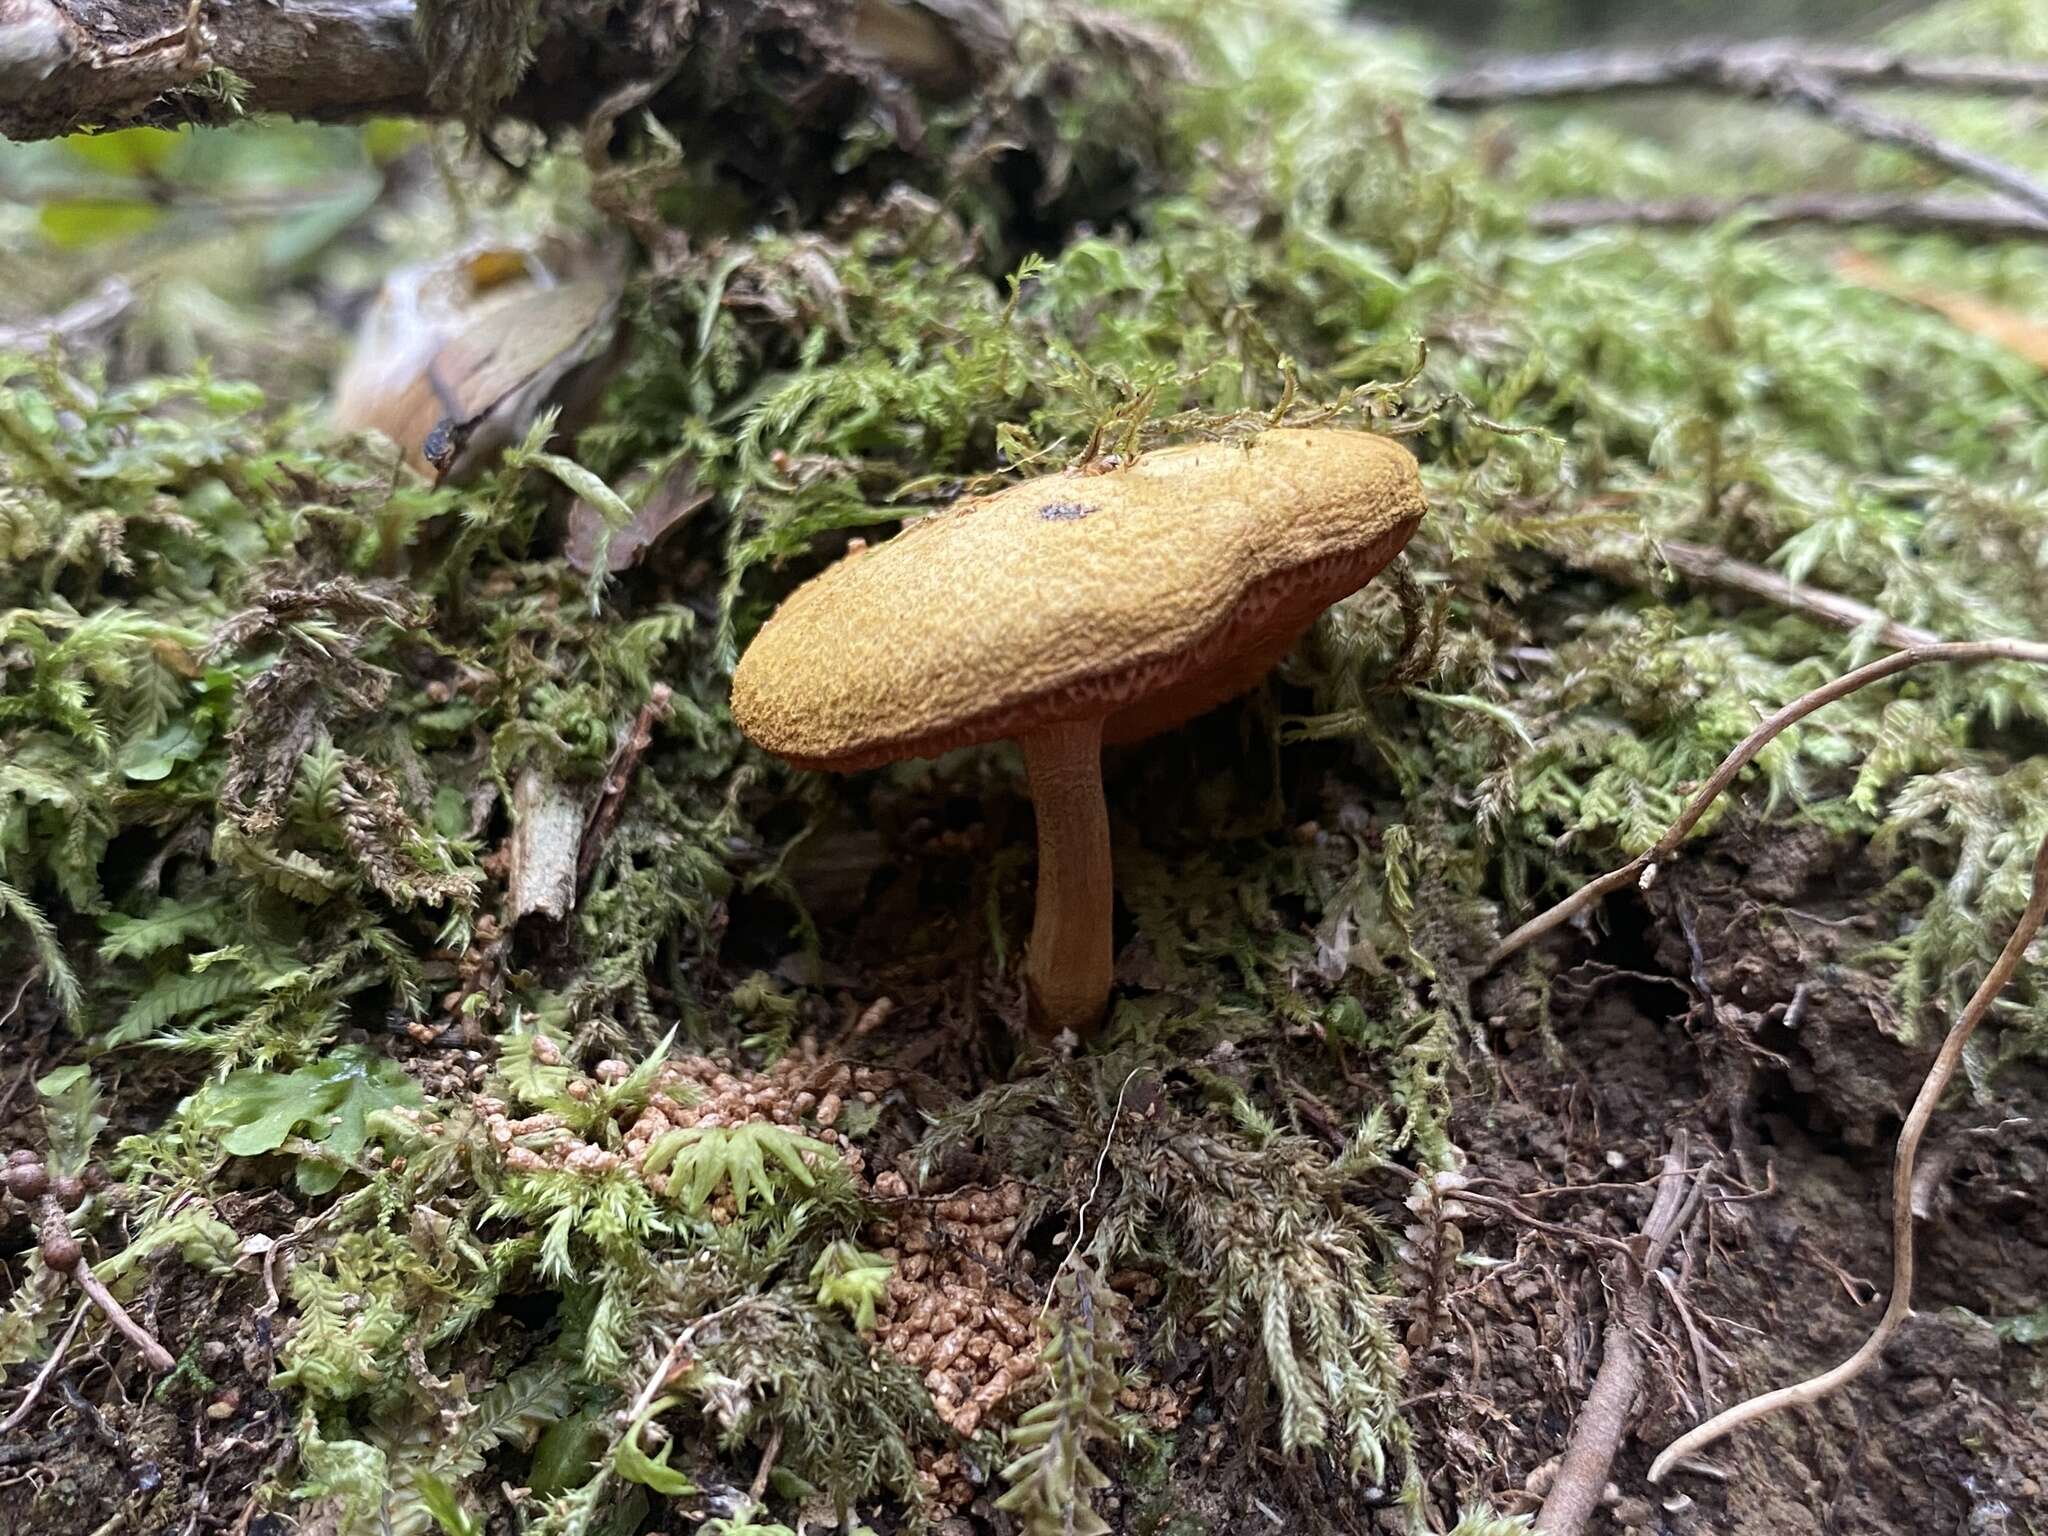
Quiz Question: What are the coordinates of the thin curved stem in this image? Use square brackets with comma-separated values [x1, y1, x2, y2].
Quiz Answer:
[1018, 720, 1113, 1038]
[1649, 829, 2048, 1481]
[1488, 639, 2048, 971]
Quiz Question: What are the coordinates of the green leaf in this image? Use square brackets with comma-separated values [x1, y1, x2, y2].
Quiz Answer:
[109, 965, 249, 1046]
[99, 898, 228, 961]
[529, 1409, 605, 1496]
[36, 1065, 106, 1176]
[191, 1046, 422, 1192]
[413, 1473, 485, 1536]
[120, 717, 209, 781]
[613, 1397, 694, 1496]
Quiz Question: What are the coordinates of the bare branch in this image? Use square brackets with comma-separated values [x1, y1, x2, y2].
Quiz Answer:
[1649, 828, 2048, 1481]
[1436, 42, 2048, 107]
[1771, 67, 2048, 222]
[1527, 193, 2048, 243]
[1440, 41, 2048, 224]
[1657, 539, 1946, 650]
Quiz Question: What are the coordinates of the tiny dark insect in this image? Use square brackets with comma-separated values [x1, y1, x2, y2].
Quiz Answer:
[1038, 500, 1095, 521]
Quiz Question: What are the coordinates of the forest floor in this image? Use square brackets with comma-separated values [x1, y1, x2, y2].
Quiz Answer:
[3, 0, 2047, 1533]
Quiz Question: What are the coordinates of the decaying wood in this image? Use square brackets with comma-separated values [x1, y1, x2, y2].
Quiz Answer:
[509, 766, 584, 926]
[1527, 193, 2048, 243]
[0, 0, 431, 139]
[0, 0, 1007, 142]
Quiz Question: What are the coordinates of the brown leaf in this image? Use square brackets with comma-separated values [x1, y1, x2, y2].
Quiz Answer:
[565, 461, 711, 574]
[1835, 249, 2048, 370]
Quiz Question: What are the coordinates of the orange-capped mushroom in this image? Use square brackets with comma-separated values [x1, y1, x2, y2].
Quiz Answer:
[732, 428, 1426, 1038]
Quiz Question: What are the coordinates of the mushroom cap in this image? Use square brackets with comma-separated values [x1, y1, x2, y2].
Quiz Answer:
[731, 428, 1426, 771]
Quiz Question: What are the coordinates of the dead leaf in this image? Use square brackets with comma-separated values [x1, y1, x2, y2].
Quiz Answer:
[565, 461, 712, 574]
[1835, 249, 2048, 370]
[331, 243, 627, 483]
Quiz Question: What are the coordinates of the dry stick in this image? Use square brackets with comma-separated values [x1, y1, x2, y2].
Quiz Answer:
[1438, 43, 2048, 227]
[1487, 639, 2048, 971]
[1528, 193, 2048, 242]
[0, 1301, 88, 1434]
[1649, 828, 2048, 1481]
[1769, 67, 2048, 223]
[1435, 43, 2048, 106]
[1657, 540, 1945, 650]
[67, 1263, 176, 1373]
[1537, 1142, 1697, 1535]
[576, 683, 674, 896]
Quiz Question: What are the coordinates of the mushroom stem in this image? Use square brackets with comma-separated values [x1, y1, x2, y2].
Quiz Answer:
[1018, 719, 1114, 1038]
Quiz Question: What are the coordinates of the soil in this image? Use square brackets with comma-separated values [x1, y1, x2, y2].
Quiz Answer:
[2, 817, 2044, 1535]
[1416, 821, 2048, 1534]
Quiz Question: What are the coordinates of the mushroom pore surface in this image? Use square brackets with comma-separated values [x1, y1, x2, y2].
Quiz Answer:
[730, 428, 1426, 768]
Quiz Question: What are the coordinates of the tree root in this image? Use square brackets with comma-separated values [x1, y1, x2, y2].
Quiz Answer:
[1536, 1141, 1701, 1534]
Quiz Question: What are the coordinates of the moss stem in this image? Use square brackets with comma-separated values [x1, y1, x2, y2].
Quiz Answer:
[1018, 720, 1112, 1038]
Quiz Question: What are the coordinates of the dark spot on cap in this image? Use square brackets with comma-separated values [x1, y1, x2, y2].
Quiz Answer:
[1039, 500, 1095, 522]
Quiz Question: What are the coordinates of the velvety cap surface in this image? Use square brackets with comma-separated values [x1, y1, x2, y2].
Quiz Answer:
[731, 428, 1426, 769]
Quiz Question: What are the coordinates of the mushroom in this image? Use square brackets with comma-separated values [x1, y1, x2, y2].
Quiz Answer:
[731, 428, 1427, 1038]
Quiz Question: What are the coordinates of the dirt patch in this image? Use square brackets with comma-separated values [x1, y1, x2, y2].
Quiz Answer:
[1425, 825, 2048, 1532]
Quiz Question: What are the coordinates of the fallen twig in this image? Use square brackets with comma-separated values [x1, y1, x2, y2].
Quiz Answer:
[1435, 42, 2048, 107]
[1657, 539, 1945, 650]
[1488, 638, 2048, 970]
[0, 1300, 87, 1434]
[65, 1260, 176, 1373]
[1537, 1141, 1698, 1534]
[1527, 193, 2048, 241]
[1441, 41, 2048, 225]
[576, 683, 675, 897]
[1648, 828, 2048, 1481]
[1768, 68, 2048, 223]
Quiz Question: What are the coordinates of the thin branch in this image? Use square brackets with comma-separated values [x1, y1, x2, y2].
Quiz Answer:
[1771, 67, 2048, 223]
[1527, 193, 2048, 243]
[1537, 1141, 1698, 1535]
[1657, 539, 1946, 650]
[69, 1262, 175, 1372]
[1487, 639, 2048, 972]
[1649, 828, 2048, 1481]
[1435, 42, 2048, 107]
[577, 683, 674, 897]
[0, 1301, 88, 1434]
[1440, 42, 2048, 224]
